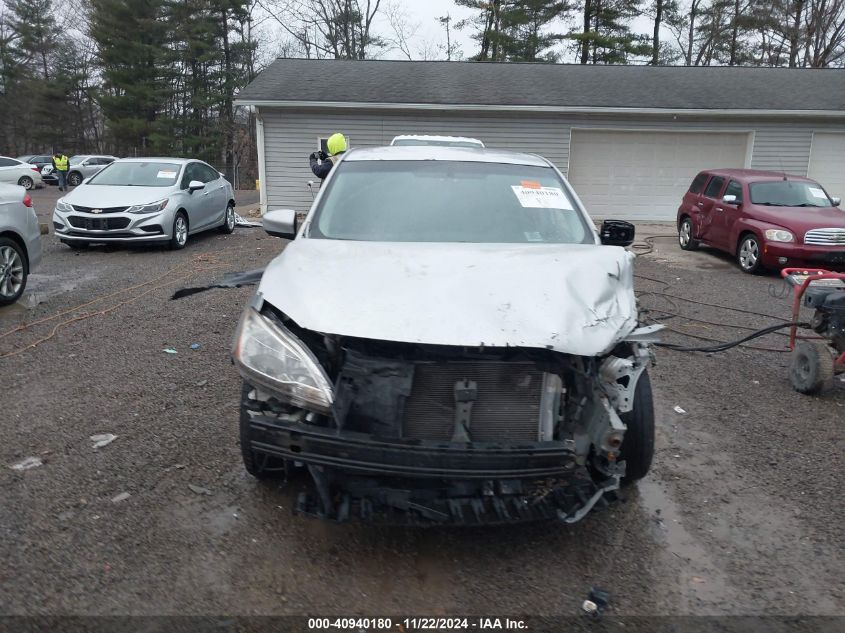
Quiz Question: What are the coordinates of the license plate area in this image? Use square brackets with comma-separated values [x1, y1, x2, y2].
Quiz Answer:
[85, 218, 108, 230]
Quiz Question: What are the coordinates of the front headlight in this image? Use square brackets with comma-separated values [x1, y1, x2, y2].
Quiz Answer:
[126, 199, 168, 214]
[765, 229, 794, 243]
[56, 199, 73, 213]
[232, 308, 333, 413]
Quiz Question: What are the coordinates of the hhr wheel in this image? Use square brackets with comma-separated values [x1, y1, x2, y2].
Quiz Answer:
[789, 340, 834, 395]
[169, 212, 188, 250]
[678, 217, 699, 251]
[737, 234, 764, 274]
[0, 237, 27, 306]
[619, 370, 655, 483]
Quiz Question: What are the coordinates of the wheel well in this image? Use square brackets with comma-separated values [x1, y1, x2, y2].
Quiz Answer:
[17, 174, 33, 182]
[737, 230, 757, 252]
[678, 214, 691, 230]
[0, 231, 28, 267]
[228, 199, 235, 208]
[176, 208, 189, 227]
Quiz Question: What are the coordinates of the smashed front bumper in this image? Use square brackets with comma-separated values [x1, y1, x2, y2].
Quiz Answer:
[244, 403, 620, 526]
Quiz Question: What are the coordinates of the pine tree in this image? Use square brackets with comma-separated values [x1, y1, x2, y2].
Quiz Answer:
[572, 0, 652, 64]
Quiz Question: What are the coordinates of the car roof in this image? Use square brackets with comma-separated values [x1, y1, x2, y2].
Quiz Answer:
[391, 134, 485, 146]
[344, 145, 550, 167]
[114, 157, 194, 164]
[700, 168, 817, 183]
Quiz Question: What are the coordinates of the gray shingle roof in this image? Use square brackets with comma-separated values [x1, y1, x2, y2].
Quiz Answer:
[236, 58, 845, 112]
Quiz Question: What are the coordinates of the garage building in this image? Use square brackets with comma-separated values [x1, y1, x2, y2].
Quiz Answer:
[236, 59, 845, 221]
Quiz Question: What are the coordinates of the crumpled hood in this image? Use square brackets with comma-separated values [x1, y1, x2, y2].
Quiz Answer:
[63, 185, 172, 207]
[258, 239, 638, 356]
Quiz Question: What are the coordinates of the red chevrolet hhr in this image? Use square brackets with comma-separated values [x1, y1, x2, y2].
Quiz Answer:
[676, 169, 845, 273]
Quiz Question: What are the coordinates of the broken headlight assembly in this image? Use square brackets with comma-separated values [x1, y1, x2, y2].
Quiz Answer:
[232, 308, 333, 413]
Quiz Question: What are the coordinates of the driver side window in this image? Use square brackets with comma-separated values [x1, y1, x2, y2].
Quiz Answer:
[180, 163, 199, 189]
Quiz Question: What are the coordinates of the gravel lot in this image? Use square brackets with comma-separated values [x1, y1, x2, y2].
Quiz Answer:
[2, 190, 843, 620]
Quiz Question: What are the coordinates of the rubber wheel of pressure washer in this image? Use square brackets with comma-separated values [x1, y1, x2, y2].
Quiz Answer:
[678, 217, 699, 251]
[239, 381, 287, 479]
[619, 370, 655, 483]
[789, 340, 834, 395]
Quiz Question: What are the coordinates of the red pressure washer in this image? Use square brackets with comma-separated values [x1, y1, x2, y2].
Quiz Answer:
[781, 268, 845, 394]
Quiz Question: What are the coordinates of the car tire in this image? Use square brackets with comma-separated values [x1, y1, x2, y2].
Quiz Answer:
[0, 237, 28, 306]
[619, 370, 655, 483]
[17, 176, 34, 190]
[737, 233, 765, 274]
[218, 202, 236, 234]
[67, 172, 83, 187]
[678, 217, 699, 251]
[789, 340, 834, 395]
[239, 382, 287, 479]
[60, 240, 90, 251]
[169, 211, 189, 250]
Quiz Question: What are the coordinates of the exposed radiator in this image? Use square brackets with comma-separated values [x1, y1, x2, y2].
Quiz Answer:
[401, 361, 546, 443]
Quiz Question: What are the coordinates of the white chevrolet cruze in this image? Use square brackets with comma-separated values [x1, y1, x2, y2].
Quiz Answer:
[52, 157, 236, 250]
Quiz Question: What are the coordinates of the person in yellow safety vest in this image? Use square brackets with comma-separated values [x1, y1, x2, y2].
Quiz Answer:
[309, 133, 347, 180]
[52, 152, 70, 191]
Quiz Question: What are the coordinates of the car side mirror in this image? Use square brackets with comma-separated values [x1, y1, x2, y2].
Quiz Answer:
[722, 194, 739, 205]
[188, 180, 205, 192]
[599, 219, 635, 247]
[263, 208, 298, 239]
[832, 197, 842, 207]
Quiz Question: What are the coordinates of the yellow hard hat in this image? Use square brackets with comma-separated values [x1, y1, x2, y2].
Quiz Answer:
[327, 133, 347, 155]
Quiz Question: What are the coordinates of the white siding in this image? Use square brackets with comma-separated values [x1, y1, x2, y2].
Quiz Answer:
[808, 132, 845, 201]
[258, 107, 835, 219]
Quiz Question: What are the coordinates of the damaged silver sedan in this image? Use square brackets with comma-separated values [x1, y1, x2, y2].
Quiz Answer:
[232, 146, 656, 525]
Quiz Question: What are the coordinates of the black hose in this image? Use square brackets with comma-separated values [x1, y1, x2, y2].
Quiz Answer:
[656, 322, 807, 353]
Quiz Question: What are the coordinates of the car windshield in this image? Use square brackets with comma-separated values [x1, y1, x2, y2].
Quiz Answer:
[749, 181, 834, 207]
[310, 161, 592, 244]
[393, 139, 482, 148]
[87, 161, 181, 187]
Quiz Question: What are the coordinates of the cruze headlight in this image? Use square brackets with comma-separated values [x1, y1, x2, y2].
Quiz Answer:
[232, 308, 333, 413]
[126, 199, 168, 214]
[765, 229, 794, 243]
[56, 199, 73, 213]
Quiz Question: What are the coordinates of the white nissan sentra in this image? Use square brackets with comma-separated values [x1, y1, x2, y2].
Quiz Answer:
[52, 157, 236, 250]
[231, 145, 659, 526]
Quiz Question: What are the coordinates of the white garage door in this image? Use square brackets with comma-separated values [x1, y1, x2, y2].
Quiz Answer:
[808, 133, 845, 201]
[568, 130, 750, 221]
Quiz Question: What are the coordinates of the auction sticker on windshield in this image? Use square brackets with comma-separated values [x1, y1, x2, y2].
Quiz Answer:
[157, 170, 177, 179]
[808, 187, 827, 199]
[511, 185, 573, 210]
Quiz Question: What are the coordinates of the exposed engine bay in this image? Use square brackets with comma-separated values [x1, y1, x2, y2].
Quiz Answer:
[234, 295, 657, 525]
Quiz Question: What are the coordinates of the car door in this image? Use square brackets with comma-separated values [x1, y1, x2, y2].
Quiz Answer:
[697, 175, 727, 245]
[0, 157, 21, 184]
[198, 163, 227, 228]
[180, 162, 214, 231]
[709, 179, 743, 248]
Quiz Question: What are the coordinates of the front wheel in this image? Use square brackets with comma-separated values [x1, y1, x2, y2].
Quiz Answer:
[678, 217, 699, 251]
[789, 340, 834, 394]
[218, 203, 236, 234]
[619, 370, 655, 483]
[17, 176, 34, 190]
[0, 237, 28, 306]
[240, 382, 287, 479]
[169, 211, 188, 250]
[737, 234, 764, 274]
[67, 172, 83, 186]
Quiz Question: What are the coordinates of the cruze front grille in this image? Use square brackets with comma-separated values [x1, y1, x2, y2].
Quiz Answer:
[71, 205, 129, 214]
